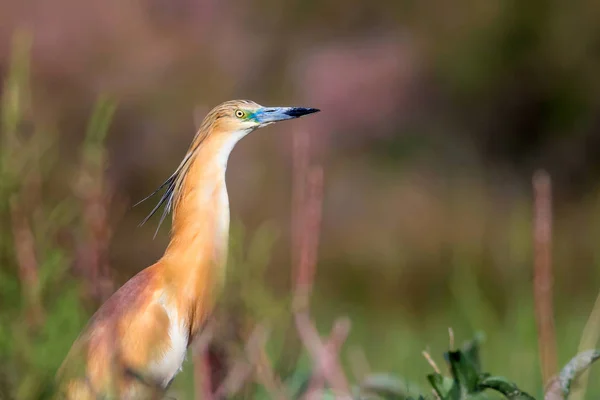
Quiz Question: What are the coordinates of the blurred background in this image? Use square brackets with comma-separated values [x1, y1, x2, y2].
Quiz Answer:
[1, 0, 600, 398]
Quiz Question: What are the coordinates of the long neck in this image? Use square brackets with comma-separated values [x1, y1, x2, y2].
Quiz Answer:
[161, 130, 246, 306]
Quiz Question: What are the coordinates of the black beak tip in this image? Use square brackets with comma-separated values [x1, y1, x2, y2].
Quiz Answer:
[285, 107, 321, 118]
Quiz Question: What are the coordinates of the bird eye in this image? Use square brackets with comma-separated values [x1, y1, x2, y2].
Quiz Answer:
[235, 110, 245, 119]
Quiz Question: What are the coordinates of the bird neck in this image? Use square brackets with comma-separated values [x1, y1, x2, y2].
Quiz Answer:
[161, 129, 248, 307]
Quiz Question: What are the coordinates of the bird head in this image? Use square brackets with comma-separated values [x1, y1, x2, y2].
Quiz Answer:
[208, 100, 320, 136]
[135, 99, 319, 236]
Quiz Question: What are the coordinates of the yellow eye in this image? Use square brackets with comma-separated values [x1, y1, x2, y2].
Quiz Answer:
[235, 110, 245, 118]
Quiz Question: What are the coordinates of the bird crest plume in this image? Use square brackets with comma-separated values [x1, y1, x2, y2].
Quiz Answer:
[133, 101, 238, 237]
[132, 99, 320, 238]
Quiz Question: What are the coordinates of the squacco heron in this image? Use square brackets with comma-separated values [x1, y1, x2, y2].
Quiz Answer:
[56, 100, 319, 399]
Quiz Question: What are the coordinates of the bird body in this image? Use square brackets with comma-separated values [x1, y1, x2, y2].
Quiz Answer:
[56, 100, 319, 399]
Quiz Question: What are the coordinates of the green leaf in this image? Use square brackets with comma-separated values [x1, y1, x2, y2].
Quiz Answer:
[82, 95, 117, 168]
[478, 376, 536, 400]
[283, 367, 312, 399]
[1, 29, 32, 141]
[460, 332, 486, 375]
[427, 373, 456, 399]
[359, 373, 422, 400]
[319, 388, 338, 399]
[446, 350, 481, 394]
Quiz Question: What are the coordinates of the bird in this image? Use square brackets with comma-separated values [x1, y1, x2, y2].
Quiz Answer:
[55, 100, 320, 400]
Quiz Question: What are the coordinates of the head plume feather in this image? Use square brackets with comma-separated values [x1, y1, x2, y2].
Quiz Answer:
[134, 100, 255, 238]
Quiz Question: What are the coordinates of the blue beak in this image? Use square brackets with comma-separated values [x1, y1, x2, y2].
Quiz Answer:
[254, 107, 320, 125]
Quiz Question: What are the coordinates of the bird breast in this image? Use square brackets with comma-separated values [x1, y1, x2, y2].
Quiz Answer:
[148, 304, 188, 388]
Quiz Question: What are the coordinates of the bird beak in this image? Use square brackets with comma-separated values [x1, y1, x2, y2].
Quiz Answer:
[255, 107, 320, 125]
